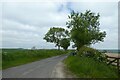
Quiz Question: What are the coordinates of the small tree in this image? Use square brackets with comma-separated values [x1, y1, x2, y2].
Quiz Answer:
[66, 10, 106, 51]
[43, 27, 69, 50]
[60, 38, 70, 50]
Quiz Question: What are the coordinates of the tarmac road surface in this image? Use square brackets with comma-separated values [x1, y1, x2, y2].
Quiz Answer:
[2, 54, 67, 78]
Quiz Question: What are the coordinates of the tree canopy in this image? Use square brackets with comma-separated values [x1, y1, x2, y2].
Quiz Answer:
[43, 27, 69, 50]
[66, 10, 106, 51]
[60, 38, 70, 50]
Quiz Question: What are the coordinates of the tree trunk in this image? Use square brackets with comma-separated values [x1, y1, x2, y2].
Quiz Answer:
[76, 44, 83, 51]
[77, 47, 79, 51]
[58, 46, 60, 50]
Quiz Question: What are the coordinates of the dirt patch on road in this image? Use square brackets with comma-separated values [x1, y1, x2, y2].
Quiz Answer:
[51, 61, 77, 78]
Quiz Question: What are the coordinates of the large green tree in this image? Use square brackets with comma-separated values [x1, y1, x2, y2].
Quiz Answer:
[66, 10, 106, 51]
[43, 27, 69, 50]
[60, 38, 70, 50]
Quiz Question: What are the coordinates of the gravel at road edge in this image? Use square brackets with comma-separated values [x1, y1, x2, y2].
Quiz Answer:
[51, 61, 77, 78]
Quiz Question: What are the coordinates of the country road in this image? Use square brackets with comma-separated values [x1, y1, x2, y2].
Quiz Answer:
[2, 54, 68, 78]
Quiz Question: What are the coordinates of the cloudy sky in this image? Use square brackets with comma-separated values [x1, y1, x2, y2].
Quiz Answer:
[1, 0, 119, 49]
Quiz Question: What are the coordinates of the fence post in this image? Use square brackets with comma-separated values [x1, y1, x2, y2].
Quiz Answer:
[117, 59, 119, 74]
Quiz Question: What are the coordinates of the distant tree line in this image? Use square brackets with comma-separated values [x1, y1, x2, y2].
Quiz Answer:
[43, 10, 106, 51]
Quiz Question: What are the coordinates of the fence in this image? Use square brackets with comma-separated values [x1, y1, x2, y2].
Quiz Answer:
[106, 55, 120, 73]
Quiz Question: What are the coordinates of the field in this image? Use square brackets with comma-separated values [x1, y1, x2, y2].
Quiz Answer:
[2, 49, 70, 69]
[0, 49, 1, 70]
[64, 56, 119, 78]
[2, 48, 119, 78]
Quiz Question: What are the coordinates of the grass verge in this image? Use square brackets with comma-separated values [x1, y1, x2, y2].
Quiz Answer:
[64, 56, 119, 78]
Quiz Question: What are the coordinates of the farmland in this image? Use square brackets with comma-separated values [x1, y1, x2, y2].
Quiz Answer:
[2, 49, 70, 69]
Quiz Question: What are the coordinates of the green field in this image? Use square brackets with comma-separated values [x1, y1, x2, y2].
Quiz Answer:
[2, 49, 70, 69]
[2, 48, 119, 78]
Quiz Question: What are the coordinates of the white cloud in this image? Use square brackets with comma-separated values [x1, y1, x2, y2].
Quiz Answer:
[1, 0, 119, 2]
[1, 1, 118, 49]
[2, 2, 70, 27]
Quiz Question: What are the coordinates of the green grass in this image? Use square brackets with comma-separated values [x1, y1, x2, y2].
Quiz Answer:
[64, 56, 119, 78]
[2, 49, 69, 69]
[0, 49, 2, 70]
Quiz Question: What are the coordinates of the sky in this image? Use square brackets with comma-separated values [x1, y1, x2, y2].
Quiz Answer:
[0, 0, 119, 49]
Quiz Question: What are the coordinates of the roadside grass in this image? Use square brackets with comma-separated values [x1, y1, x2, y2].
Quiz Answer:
[0, 61, 1, 70]
[0, 49, 2, 70]
[64, 56, 118, 78]
[2, 49, 70, 69]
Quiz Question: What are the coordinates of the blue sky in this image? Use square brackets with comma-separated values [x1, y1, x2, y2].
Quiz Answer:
[1, 0, 119, 49]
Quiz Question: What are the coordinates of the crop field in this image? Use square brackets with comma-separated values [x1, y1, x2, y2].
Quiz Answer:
[0, 49, 1, 70]
[2, 49, 70, 69]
